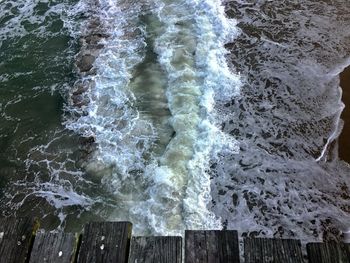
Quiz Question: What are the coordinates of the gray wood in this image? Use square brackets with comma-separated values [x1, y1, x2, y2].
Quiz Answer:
[77, 221, 132, 263]
[129, 236, 182, 263]
[0, 217, 38, 263]
[244, 238, 304, 263]
[307, 242, 350, 263]
[185, 230, 240, 263]
[29, 231, 77, 263]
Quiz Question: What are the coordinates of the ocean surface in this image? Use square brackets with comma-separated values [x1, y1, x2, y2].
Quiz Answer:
[0, 0, 349, 241]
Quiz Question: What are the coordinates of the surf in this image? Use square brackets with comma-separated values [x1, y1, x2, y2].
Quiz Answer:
[64, 0, 240, 235]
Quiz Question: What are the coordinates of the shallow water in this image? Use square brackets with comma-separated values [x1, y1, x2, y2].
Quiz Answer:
[0, 0, 349, 240]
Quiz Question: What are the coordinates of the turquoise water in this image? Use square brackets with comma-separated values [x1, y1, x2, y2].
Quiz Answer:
[0, 0, 350, 241]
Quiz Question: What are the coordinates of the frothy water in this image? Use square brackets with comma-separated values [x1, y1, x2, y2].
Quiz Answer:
[65, 0, 240, 235]
[214, 0, 350, 242]
[1, 0, 350, 241]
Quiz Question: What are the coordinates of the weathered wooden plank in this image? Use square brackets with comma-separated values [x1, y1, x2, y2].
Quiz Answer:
[77, 221, 132, 263]
[0, 217, 39, 263]
[307, 242, 350, 263]
[244, 238, 304, 263]
[185, 230, 240, 263]
[29, 231, 77, 263]
[128, 236, 182, 263]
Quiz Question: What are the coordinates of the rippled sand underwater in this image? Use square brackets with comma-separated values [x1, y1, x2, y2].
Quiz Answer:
[0, 0, 349, 241]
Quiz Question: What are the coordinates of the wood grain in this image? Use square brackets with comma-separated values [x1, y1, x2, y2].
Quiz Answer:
[129, 236, 182, 263]
[29, 231, 77, 263]
[77, 221, 132, 263]
[244, 238, 304, 263]
[0, 217, 39, 263]
[185, 230, 240, 263]
[307, 242, 350, 263]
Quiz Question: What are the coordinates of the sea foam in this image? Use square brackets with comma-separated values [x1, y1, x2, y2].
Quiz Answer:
[65, 0, 241, 235]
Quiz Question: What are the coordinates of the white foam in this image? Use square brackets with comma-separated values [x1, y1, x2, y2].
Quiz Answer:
[33, 183, 93, 209]
[123, 0, 241, 234]
[0, 0, 83, 43]
[210, 0, 350, 243]
[64, 0, 241, 235]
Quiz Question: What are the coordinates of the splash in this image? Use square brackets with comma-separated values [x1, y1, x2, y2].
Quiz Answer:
[65, 0, 240, 235]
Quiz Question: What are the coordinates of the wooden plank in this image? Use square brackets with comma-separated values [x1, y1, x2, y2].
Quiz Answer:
[244, 238, 304, 263]
[307, 242, 350, 263]
[77, 221, 132, 263]
[29, 231, 78, 263]
[128, 236, 182, 263]
[185, 230, 240, 263]
[0, 217, 39, 263]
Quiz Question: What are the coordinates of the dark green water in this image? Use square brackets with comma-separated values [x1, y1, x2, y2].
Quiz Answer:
[0, 0, 96, 230]
[0, 1, 76, 164]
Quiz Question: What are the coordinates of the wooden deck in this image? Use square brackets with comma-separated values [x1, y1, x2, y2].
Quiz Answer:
[0, 217, 349, 263]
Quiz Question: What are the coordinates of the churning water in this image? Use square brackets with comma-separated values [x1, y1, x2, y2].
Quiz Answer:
[0, 0, 349, 241]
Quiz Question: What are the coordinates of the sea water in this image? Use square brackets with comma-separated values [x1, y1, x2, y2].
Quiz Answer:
[0, 0, 349, 241]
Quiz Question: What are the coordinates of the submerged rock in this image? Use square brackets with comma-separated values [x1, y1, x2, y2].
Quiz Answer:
[76, 54, 96, 72]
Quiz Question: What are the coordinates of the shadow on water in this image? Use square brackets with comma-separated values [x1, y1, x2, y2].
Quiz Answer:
[339, 65, 350, 163]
